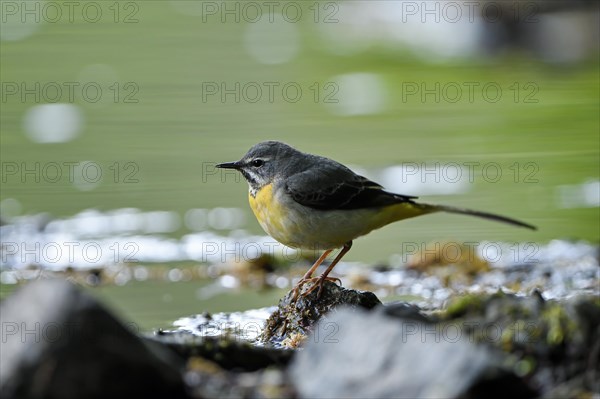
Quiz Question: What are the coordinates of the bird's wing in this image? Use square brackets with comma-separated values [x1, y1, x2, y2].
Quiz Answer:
[284, 161, 416, 210]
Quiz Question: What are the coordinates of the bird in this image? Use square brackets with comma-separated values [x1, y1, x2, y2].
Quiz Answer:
[216, 141, 536, 298]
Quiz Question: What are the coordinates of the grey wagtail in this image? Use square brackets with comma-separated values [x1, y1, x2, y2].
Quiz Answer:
[217, 141, 536, 297]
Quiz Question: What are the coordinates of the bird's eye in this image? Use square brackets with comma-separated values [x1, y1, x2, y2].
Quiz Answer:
[251, 159, 264, 167]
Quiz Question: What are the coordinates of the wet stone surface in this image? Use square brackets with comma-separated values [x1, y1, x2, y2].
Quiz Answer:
[261, 281, 382, 347]
[171, 281, 382, 349]
[173, 307, 276, 344]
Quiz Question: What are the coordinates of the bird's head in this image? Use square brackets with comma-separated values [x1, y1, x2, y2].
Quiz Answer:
[216, 141, 301, 194]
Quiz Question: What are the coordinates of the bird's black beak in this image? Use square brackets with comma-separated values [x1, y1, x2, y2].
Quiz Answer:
[216, 161, 241, 170]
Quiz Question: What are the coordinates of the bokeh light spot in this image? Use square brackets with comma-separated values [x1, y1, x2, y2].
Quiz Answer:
[243, 14, 300, 64]
[326, 73, 386, 116]
[23, 103, 83, 144]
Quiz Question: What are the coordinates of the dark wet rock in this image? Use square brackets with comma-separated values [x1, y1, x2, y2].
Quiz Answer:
[380, 301, 434, 323]
[0, 279, 188, 399]
[290, 309, 536, 399]
[260, 280, 382, 346]
[149, 330, 294, 371]
[441, 292, 600, 396]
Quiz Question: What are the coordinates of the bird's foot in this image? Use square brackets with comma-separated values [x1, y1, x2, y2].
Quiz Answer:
[291, 275, 342, 301]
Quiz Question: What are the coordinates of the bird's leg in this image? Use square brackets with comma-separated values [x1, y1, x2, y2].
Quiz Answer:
[301, 249, 332, 280]
[304, 241, 353, 298]
[291, 249, 332, 300]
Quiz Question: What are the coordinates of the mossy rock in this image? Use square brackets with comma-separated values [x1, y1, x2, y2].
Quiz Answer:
[261, 281, 381, 346]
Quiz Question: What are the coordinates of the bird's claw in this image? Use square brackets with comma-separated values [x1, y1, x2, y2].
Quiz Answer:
[291, 275, 341, 301]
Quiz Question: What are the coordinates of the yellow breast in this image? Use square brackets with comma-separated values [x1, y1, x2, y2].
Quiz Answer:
[248, 183, 297, 247]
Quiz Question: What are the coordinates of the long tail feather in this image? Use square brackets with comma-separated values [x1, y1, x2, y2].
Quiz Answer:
[419, 203, 537, 230]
